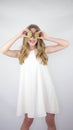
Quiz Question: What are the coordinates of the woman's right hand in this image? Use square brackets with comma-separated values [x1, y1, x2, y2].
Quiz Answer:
[17, 28, 30, 38]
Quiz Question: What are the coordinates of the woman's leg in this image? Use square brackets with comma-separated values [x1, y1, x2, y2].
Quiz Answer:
[45, 113, 56, 130]
[20, 113, 34, 130]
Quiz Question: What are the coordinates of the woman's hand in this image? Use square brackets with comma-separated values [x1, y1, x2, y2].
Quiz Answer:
[37, 30, 49, 40]
[17, 28, 30, 38]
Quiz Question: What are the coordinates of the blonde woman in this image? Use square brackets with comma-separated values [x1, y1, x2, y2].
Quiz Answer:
[0, 24, 70, 130]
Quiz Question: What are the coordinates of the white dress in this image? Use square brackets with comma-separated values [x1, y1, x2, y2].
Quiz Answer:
[16, 49, 59, 118]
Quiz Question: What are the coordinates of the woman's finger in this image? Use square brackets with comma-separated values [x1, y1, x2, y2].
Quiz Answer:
[22, 28, 30, 34]
[37, 36, 43, 40]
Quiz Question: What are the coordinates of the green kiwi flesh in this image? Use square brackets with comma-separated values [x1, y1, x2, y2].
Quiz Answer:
[35, 32, 39, 38]
[27, 31, 32, 37]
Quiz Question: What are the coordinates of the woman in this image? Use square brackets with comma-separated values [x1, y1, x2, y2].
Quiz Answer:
[0, 24, 70, 130]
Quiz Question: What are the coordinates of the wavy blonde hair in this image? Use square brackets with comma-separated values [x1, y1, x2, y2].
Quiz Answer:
[18, 24, 48, 65]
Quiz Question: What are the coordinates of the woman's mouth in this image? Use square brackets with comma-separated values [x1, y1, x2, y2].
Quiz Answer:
[29, 40, 35, 43]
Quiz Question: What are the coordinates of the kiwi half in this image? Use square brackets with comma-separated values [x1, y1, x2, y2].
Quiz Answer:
[34, 32, 39, 38]
[27, 31, 32, 38]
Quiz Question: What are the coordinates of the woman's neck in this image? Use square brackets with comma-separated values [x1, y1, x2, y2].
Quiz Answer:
[29, 46, 36, 50]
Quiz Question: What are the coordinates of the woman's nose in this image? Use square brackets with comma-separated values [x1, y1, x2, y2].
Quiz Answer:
[30, 36, 35, 39]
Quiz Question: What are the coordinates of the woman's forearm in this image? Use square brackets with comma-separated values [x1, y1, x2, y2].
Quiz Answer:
[45, 36, 69, 46]
[0, 34, 20, 53]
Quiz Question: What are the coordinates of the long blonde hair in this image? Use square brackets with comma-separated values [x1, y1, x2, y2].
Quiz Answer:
[18, 24, 48, 65]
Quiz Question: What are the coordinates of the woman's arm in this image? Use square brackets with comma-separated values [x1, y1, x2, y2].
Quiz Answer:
[0, 34, 21, 54]
[0, 34, 21, 58]
[45, 37, 70, 54]
[0, 29, 29, 58]
[45, 36, 69, 46]
[39, 31, 70, 54]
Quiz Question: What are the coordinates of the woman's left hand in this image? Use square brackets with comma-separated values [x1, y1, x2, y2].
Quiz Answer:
[37, 30, 49, 40]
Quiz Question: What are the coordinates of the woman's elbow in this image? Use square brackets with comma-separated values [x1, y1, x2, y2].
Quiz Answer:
[64, 40, 70, 47]
[66, 41, 70, 46]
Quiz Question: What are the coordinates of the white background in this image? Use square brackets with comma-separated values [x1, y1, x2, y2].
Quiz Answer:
[0, 0, 73, 130]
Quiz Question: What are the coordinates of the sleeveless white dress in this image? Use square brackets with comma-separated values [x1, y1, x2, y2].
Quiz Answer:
[16, 49, 59, 118]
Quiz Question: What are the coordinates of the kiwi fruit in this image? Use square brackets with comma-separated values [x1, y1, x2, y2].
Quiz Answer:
[27, 31, 32, 37]
[34, 32, 39, 38]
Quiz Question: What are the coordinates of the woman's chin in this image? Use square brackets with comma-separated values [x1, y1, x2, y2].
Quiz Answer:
[29, 42, 36, 45]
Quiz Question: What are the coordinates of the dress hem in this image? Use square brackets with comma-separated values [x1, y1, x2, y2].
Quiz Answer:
[16, 111, 59, 118]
